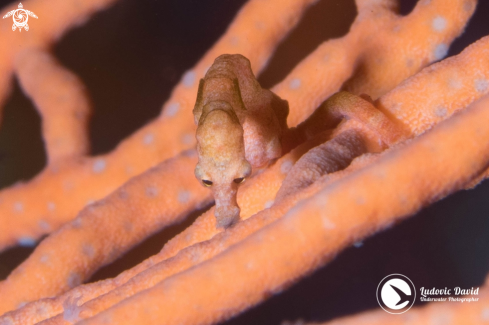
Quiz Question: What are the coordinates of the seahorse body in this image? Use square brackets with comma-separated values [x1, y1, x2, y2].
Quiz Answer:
[193, 54, 289, 228]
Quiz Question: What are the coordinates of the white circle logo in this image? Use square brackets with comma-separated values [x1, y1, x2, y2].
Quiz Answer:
[2, 3, 38, 32]
[376, 274, 416, 314]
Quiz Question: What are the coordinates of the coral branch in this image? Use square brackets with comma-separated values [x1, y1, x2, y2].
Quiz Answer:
[0, 0, 316, 251]
[19, 128, 371, 324]
[279, 34, 489, 202]
[78, 93, 489, 325]
[378, 36, 489, 135]
[0, 151, 212, 315]
[15, 49, 91, 162]
[0, 0, 119, 106]
[273, 0, 476, 126]
[50, 127, 368, 324]
[0, 127, 332, 324]
[29, 112, 398, 324]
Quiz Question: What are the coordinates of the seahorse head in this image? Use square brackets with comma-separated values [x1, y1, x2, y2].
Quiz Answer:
[195, 102, 251, 228]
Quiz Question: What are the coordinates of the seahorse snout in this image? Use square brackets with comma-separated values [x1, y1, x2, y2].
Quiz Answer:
[215, 204, 240, 228]
[213, 184, 240, 228]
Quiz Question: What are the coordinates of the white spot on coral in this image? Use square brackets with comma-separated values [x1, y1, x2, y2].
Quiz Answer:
[475, 79, 489, 93]
[86, 199, 95, 206]
[374, 169, 387, 179]
[146, 186, 159, 198]
[47, 202, 56, 212]
[36, 303, 49, 317]
[356, 196, 366, 205]
[392, 24, 401, 33]
[165, 102, 180, 117]
[289, 78, 301, 90]
[99, 314, 113, 324]
[125, 165, 134, 175]
[434, 107, 448, 118]
[353, 241, 363, 248]
[322, 216, 336, 230]
[182, 70, 196, 88]
[255, 21, 265, 30]
[432, 16, 447, 32]
[178, 190, 191, 203]
[63, 180, 74, 191]
[48, 165, 59, 174]
[143, 133, 154, 145]
[189, 250, 202, 263]
[13, 201, 23, 213]
[92, 159, 106, 173]
[229, 36, 239, 46]
[270, 285, 285, 295]
[434, 44, 449, 61]
[67, 272, 82, 288]
[481, 307, 489, 320]
[264, 200, 274, 209]
[124, 221, 133, 232]
[72, 217, 83, 228]
[0, 316, 14, 325]
[40, 254, 49, 263]
[17, 302, 27, 308]
[63, 295, 83, 323]
[185, 233, 194, 242]
[430, 312, 452, 325]
[82, 244, 95, 258]
[383, 220, 395, 230]
[448, 78, 462, 89]
[18, 237, 36, 247]
[38, 220, 50, 231]
[280, 160, 293, 174]
[119, 190, 129, 200]
[390, 103, 402, 113]
[183, 149, 197, 158]
[181, 133, 194, 145]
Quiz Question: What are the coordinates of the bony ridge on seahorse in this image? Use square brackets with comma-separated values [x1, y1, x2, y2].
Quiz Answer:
[193, 54, 289, 228]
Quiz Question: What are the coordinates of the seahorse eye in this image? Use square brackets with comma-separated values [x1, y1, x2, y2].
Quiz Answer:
[202, 179, 213, 187]
[233, 177, 245, 184]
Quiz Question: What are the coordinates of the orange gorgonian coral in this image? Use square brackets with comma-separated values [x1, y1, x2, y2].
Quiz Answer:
[0, 0, 489, 324]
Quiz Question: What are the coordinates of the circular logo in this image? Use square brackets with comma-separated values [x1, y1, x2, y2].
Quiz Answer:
[14, 10, 28, 27]
[376, 274, 416, 314]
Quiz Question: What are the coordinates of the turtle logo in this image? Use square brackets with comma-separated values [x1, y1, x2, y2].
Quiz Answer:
[2, 3, 38, 32]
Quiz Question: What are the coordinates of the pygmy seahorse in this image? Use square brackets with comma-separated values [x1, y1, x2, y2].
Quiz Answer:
[193, 54, 289, 228]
